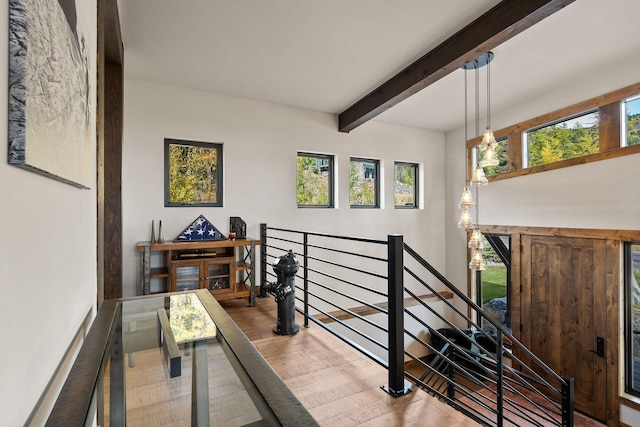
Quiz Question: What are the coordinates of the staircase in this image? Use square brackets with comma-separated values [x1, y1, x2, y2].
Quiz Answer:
[260, 224, 574, 427]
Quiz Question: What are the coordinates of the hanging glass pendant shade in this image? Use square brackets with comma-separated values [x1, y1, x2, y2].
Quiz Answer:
[470, 164, 488, 187]
[479, 142, 499, 167]
[458, 186, 475, 210]
[469, 247, 486, 271]
[457, 208, 473, 230]
[481, 127, 496, 148]
[468, 227, 484, 249]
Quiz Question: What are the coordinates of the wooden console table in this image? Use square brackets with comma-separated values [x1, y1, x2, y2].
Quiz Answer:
[136, 239, 259, 306]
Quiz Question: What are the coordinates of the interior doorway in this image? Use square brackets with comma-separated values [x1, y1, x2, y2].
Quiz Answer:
[519, 235, 609, 422]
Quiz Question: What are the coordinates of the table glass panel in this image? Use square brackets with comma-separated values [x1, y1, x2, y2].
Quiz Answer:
[101, 292, 275, 426]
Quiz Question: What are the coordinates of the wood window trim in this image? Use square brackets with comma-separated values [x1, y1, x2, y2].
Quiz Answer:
[466, 81, 640, 181]
[478, 224, 640, 242]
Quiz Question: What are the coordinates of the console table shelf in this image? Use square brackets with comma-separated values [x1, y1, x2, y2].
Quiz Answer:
[137, 239, 259, 306]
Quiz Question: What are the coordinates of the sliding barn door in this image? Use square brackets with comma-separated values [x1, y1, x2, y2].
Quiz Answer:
[520, 235, 607, 422]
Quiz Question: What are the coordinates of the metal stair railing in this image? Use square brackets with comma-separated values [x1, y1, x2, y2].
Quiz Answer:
[260, 224, 574, 427]
[403, 243, 574, 427]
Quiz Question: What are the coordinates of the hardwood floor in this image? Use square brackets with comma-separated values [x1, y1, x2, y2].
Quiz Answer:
[220, 297, 478, 426]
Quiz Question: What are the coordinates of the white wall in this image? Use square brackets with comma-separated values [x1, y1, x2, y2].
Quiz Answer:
[0, 3, 97, 426]
[122, 78, 447, 298]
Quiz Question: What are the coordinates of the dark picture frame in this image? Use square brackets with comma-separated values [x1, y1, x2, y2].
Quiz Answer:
[8, 0, 95, 189]
[164, 138, 223, 207]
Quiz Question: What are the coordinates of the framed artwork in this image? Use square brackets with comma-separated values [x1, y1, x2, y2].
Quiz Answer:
[165, 139, 224, 207]
[8, 0, 96, 189]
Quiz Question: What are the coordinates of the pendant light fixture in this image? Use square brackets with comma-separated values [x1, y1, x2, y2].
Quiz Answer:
[470, 163, 489, 187]
[457, 59, 475, 230]
[479, 54, 499, 167]
[457, 52, 494, 271]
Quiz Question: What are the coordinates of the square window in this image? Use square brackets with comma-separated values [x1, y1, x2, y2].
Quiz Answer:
[394, 162, 418, 208]
[165, 139, 223, 207]
[350, 158, 379, 208]
[297, 153, 334, 207]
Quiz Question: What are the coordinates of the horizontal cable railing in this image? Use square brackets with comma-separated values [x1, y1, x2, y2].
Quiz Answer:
[260, 224, 574, 427]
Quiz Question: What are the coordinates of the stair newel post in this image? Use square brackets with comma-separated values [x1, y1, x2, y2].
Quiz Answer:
[496, 328, 504, 427]
[303, 232, 309, 328]
[446, 344, 456, 402]
[259, 223, 268, 298]
[382, 234, 411, 397]
[561, 376, 574, 427]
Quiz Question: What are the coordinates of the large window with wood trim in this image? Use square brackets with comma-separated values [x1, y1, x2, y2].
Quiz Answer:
[524, 110, 599, 167]
[625, 242, 640, 396]
[467, 82, 640, 181]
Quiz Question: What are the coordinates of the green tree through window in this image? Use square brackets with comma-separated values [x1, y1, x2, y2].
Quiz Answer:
[625, 97, 640, 146]
[165, 139, 223, 207]
[296, 153, 333, 207]
[527, 111, 599, 167]
[394, 162, 417, 207]
[350, 158, 378, 207]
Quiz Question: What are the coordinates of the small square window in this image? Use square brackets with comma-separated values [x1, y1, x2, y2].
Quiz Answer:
[165, 139, 223, 207]
[296, 153, 334, 207]
[394, 162, 418, 208]
[350, 158, 379, 208]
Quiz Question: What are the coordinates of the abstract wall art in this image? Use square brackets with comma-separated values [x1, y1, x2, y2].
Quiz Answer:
[8, 0, 96, 188]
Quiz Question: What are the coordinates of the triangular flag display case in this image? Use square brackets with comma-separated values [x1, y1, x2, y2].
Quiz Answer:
[174, 214, 226, 242]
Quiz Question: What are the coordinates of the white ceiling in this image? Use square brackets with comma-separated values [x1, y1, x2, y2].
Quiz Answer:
[117, 0, 640, 133]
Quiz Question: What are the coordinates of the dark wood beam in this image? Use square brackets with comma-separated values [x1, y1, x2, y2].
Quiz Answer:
[98, 0, 124, 302]
[338, 0, 575, 133]
[103, 0, 123, 65]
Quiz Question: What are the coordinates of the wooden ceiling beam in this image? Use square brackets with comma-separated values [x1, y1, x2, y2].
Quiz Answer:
[338, 0, 575, 133]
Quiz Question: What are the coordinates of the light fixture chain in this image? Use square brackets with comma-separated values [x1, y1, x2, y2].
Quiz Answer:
[487, 58, 491, 130]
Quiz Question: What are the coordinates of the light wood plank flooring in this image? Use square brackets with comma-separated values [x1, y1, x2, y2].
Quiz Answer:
[220, 297, 478, 427]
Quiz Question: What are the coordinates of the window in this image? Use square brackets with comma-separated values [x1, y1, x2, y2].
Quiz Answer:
[394, 162, 418, 208]
[479, 136, 509, 177]
[476, 234, 511, 333]
[525, 110, 599, 167]
[466, 83, 640, 182]
[625, 243, 640, 395]
[165, 139, 223, 207]
[623, 95, 640, 147]
[296, 152, 334, 207]
[350, 158, 379, 208]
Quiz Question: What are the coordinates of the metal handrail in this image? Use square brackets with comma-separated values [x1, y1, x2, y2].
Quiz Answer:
[404, 243, 567, 387]
[260, 224, 573, 427]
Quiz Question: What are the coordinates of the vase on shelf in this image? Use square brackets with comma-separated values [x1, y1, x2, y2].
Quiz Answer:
[157, 220, 164, 244]
[150, 220, 156, 244]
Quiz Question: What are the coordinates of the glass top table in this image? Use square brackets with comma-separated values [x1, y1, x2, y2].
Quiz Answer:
[46, 289, 317, 426]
